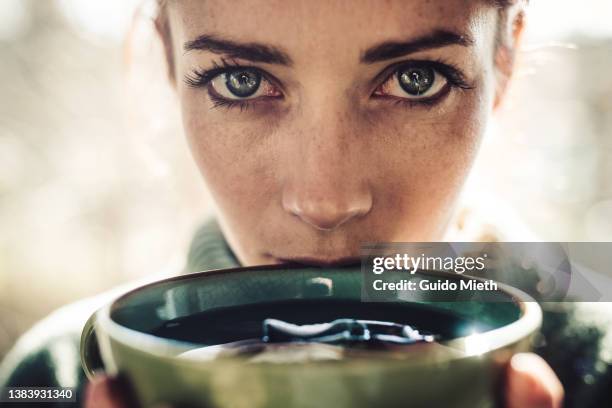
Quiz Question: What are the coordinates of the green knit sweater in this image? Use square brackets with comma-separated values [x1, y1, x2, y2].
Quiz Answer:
[0, 220, 236, 407]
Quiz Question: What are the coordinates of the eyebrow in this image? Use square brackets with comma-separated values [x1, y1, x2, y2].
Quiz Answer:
[361, 29, 473, 64]
[184, 34, 292, 66]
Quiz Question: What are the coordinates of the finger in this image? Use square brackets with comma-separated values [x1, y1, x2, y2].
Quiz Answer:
[84, 374, 136, 408]
[506, 353, 564, 408]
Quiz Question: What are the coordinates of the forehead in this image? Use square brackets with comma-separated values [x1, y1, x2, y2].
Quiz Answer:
[170, 0, 497, 58]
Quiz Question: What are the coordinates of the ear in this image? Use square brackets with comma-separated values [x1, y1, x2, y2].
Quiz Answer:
[493, 6, 526, 110]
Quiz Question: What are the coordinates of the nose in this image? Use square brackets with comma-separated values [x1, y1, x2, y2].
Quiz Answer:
[281, 105, 373, 231]
[283, 189, 372, 231]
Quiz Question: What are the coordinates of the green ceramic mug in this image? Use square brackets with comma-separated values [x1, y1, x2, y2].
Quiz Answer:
[81, 265, 541, 408]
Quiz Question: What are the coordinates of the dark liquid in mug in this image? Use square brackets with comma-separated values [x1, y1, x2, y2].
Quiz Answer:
[151, 298, 488, 346]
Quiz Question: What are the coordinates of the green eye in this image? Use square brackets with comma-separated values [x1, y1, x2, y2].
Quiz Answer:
[224, 69, 261, 97]
[397, 67, 435, 96]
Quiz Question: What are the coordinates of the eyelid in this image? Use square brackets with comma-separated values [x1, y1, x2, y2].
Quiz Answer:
[372, 59, 472, 93]
[184, 61, 286, 94]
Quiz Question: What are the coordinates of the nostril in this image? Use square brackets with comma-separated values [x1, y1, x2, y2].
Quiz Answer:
[282, 195, 372, 231]
[299, 209, 354, 231]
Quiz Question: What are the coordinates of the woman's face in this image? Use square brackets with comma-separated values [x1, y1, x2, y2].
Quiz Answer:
[166, 0, 506, 266]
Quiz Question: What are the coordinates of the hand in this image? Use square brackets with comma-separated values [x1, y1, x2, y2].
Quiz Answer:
[506, 353, 564, 408]
[86, 352, 564, 408]
[85, 374, 171, 408]
[84, 375, 124, 408]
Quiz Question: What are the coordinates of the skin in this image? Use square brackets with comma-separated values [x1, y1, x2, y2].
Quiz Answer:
[174, 0, 494, 266]
[86, 1, 563, 406]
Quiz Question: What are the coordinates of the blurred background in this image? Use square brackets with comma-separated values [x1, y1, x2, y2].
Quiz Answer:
[1, 0, 611, 360]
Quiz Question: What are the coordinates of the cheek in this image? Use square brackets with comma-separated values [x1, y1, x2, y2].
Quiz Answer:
[369, 85, 491, 227]
[180, 93, 279, 213]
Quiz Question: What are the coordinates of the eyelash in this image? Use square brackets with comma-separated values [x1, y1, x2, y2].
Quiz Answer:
[374, 59, 474, 108]
[186, 59, 239, 86]
[184, 58, 472, 110]
[185, 59, 278, 111]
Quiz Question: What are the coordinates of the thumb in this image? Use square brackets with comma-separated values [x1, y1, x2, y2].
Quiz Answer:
[85, 373, 141, 408]
[506, 353, 564, 408]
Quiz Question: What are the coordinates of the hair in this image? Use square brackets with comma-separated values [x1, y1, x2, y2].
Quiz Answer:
[153, 0, 174, 81]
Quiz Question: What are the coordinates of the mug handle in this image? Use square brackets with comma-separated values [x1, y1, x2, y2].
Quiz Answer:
[80, 310, 104, 379]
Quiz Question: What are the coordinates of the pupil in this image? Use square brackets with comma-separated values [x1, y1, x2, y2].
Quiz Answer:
[398, 67, 434, 96]
[226, 70, 261, 97]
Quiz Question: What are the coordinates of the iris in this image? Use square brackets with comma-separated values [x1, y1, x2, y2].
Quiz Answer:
[225, 69, 261, 97]
[398, 66, 434, 95]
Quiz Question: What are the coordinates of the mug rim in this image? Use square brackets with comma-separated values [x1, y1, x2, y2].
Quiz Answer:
[82, 264, 542, 379]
